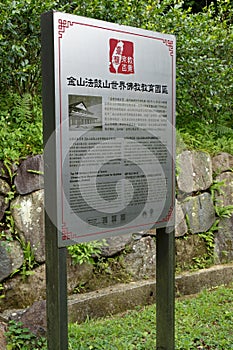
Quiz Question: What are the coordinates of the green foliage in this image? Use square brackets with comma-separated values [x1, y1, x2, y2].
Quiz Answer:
[190, 178, 233, 270]
[4, 186, 16, 206]
[67, 240, 105, 265]
[210, 180, 226, 200]
[68, 284, 233, 349]
[210, 179, 233, 218]
[21, 240, 36, 271]
[178, 125, 233, 155]
[197, 220, 219, 265]
[191, 253, 214, 270]
[0, 92, 43, 161]
[190, 177, 233, 270]
[176, 284, 233, 349]
[177, 218, 218, 272]
[0, 283, 5, 299]
[4, 211, 16, 235]
[0, 0, 61, 95]
[215, 204, 233, 218]
[174, 7, 233, 128]
[27, 169, 44, 175]
[0, 228, 13, 242]
[0, 0, 232, 159]
[6, 320, 46, 350]
[94, 254, 132, 284]
[11, 240, 37, 280]
[73, 283, 86, 294]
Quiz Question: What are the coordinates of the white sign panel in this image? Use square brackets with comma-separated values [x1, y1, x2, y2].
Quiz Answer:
[45, 12, 176, 246]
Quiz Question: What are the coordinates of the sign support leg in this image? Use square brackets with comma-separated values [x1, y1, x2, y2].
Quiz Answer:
[41, 11, 68, 350]
[156, 227, 175, 350]
[45, 218, 68, 350]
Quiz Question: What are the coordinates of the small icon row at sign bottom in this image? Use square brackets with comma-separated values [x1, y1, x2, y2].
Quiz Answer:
[103, 213, 126, 224]
[87, 213, 126, 226]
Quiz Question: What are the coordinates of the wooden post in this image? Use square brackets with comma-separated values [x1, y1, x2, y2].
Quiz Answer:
[41, 11, 68, 349]
[45, 216, 68, 350]
[156, 227, 175, 350]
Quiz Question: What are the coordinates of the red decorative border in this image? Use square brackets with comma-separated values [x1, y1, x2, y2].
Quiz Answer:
[62, 208, 174, 240]
[58, 19, 74, 38]
[160, 205, 174, 223]
[57, 17, 175, 241]
[62, 222, 74, 240]
[163, 39, 174, 56]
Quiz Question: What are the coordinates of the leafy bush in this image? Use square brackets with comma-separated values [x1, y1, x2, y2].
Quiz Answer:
[0, 92, 42, 162]
[0, 0, 232, 160]
[6, 320, 46, 350]
[67, 241, 105, 265]
[173, 6, 233, 136]
[0, 0, 61, 95]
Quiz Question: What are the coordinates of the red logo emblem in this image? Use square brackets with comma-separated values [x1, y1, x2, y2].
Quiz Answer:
[109, 39, 135, 74]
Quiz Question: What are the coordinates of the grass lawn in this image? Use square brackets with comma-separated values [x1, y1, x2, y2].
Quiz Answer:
[6, 283, 233, 349]
[68, 284, 233, 350]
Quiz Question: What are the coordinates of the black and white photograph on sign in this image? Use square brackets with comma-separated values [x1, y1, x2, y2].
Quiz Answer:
[69, 95, 102, 131]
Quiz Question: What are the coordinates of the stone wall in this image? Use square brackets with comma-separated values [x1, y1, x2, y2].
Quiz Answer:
[0, 151, 232, 311]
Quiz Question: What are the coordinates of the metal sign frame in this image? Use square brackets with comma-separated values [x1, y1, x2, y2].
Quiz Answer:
[41, 10, 175, 350]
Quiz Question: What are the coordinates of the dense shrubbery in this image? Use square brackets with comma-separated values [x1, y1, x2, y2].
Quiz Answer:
[0, 93, 42, 161]
[0, 0, 232, 162]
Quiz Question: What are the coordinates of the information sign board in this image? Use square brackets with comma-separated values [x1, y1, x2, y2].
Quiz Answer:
[44, 11, 176, 247]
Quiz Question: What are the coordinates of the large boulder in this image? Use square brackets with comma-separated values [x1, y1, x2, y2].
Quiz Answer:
[1, 257, 95, 310]
[212, 152, 233, 174]
[0, 161, 17, 180]
[214, 217, 233, 263]
[215, 172, 233, 207]
[175, 200, 187, 237]
[0, 179, 11, 220]
[0, 195, 8, 221]
[0, 321, 7, 350]
[0, 265, 46, 310]
[177, 150, 212, 194]
[67, 257, 94, 294]
[11, 190, 45, 263]
[15, 300, 47, 337]
[0, 178, 10, 195]
[0, 240, 24, 282]
[176, 234, 207, 270]
[14, 155, 44, 195]
[123, 236, 156, 279]
[214, 171, 233, 263]
[100, 234, 133, 257]
[182, 193, 215, 234]
[0, 161, 9, 179]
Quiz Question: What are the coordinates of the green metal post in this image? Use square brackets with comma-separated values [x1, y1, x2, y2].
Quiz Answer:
[41, 11, 68, 350]
[156, 227, 175, 350]
[45, 217, 68, 350]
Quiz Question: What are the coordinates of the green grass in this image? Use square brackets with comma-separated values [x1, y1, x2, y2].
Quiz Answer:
[6, 284, 233, 349]
[68, 284, 233, 350]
